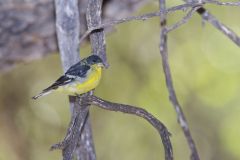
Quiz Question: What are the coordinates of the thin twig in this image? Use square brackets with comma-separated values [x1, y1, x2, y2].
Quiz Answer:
[204, 0, 240, 6]
[196, 7, 240, 47]
[79, 3, 203, 44]
[167, 6, 201, 33]
[159, 0, 200, 160]
[80, 1, 240, 47]
[179, 0, 240, 47]
[85, 95, 173, 160]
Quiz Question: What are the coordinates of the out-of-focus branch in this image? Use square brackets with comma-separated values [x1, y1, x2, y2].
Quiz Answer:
[196, 7, 240, 47]
[177, 0, 240, 47]
[204, 0, 240, 6]
[55, 0, 80, 71]
[166, 6, 200, 33]
[79, 1, 240, 47]
[158, 0, 200, 160]
[79, 3, 203, 44]
[85, 95, 173, 160]
[1, 0, 239, 72]
[0, 1, 56, 72]
[0, 0, 148, 72]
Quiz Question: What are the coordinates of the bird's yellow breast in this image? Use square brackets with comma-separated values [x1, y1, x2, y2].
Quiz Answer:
[58, 64, 102, 95]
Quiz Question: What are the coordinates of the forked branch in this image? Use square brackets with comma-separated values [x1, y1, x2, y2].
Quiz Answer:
[52, 1, 240, 160]
[159, 0, 200, 159]
[51, 95, 173, 160]
[79, 3, 203, 44]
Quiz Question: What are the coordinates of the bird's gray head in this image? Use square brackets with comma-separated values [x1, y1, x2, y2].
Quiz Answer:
[86, 55, 103, 65]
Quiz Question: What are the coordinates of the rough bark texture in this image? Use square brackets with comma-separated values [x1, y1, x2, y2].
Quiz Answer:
[0, 0, 56, 72]
[0, 0, 149, 72]
[54, 0, 96, 160]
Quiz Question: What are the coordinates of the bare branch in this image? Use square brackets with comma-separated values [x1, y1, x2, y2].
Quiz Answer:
[159, 0, 200, 160]
[179, 0, 240, 47]
[54, 0, 80, 71]
[196, 7, 240, 47]
[167, 6, 201, 33]
[85, 95, 173, 160]
[204, 0, 240, 6]
[76, 117, 95, 160]
[1, 0, 239, 72]
[79, 1, 240, 47]
[50, 97, 90, 153]
[0, 0, 151, 72]
[79, 3, 203, 44]
[54, 0, 95, 160]
[86, 0, 108, 66]
[51, 94, 174, 160]
[70, 0, 110, 160]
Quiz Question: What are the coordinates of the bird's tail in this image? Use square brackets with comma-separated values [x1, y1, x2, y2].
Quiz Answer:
[32, 90, 52, 100]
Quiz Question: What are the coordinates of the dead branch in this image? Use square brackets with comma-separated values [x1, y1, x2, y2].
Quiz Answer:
[0, 0, 147, 72]
[204, 0, 240, 6]
[79, 2, 203, 44]
[196, 7, 240, 46]
[54, 0, 94, 160]
[86, 95, 173, 160]
[51, 94, 173, 160]
[86, 0, 108, 66]
[12, 0, 239, 159]
[166, 6, 201, 33]
[158, 0, 200, 160]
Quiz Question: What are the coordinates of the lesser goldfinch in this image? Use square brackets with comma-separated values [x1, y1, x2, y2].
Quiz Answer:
[32, 55, 104, 99]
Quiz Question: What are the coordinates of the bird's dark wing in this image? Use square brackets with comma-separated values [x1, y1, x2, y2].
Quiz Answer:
[65, 63, 90, 78]
[32, 75, 75, 99]
[42, 75, 74, 92]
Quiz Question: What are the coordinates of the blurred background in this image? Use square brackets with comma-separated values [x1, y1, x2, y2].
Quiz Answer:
[0, 1, 240, 160]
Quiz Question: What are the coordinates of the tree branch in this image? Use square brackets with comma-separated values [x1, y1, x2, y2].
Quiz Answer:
[79, 1, 240, 47]
[54, 0, 95, 160]
[166, 6, 201, 33]
[178, 0, 240, 47]
[196, 6, 240, 47]
[85, 95, 173, 160]
[54, 0, 80, 71]
[51, 94, 173, 160]
[86, 0, 108, 66]
[1, 0, 239, 72]
[204, 0, 240, 6]
[46, 1, 240, 159]
[79, 3, 203, 44]
[50, 97, 89, 148]
[159, 0, 200, 160]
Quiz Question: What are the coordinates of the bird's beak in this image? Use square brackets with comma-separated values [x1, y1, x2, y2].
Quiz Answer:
[97, 63, 105, 68]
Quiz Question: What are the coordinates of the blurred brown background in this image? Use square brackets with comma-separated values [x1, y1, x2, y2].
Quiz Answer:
[0, 1, 240, 160]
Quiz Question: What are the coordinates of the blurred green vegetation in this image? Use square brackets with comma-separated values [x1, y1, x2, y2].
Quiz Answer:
[0, 2, 240, 160]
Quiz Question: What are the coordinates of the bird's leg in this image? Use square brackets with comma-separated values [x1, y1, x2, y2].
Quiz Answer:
[76, 92, 92, 106]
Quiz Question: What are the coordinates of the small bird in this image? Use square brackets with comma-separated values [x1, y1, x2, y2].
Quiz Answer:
[32, 55, 104, 99]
